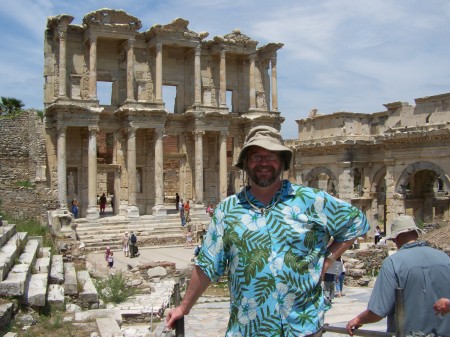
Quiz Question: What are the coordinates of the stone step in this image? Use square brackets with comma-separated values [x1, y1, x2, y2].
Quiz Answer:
[64, 262, 78, 296]
[49, 255, 64, 284]
[76, 270, 98, 305]
[0, 237, 40, 297]
[0, 224, 17, 248]
[47, 284, 65, 310]
[96, 317, 123, 337]
[0, 232, 28, 281]
[26, 273, 48, 307]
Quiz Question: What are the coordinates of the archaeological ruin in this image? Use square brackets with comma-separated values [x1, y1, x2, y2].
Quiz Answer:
[43, 9, 284, 220]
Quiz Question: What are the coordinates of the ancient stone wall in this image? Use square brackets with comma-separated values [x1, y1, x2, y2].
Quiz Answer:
[0, 111, 58, 223]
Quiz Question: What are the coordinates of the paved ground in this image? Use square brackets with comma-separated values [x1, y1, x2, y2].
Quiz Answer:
[86, 246, 388, 337]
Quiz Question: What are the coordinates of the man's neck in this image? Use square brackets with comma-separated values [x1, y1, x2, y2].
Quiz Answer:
[250, 180, 282, 206]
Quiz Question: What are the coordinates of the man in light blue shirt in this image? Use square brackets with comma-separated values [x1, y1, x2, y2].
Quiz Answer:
[167, 126, 369, 336]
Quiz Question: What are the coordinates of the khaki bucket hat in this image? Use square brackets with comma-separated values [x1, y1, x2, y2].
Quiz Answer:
[234, 125, 293, 171]
[386, 215, 423, 240]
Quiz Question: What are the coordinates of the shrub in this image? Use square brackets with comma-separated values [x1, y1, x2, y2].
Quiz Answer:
[94, 272, 136, 304]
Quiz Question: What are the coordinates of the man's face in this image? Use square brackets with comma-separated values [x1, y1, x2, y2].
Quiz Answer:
[245, 146, 283, 187]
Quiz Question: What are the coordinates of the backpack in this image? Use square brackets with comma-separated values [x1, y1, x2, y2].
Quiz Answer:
[130, 234, 137, 243]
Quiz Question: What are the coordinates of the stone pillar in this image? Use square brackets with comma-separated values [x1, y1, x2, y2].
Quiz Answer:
[271, 56, 278, 111]
[57, 125, 67, 209]
[179, 133, 187, 201]
[86, 126, 99, 219]
[194, 44, 202, 105]
[127, 126, 139, 217]
[219, 49, 227, 107]
[384, 160, 396, 237]
[89, 35, 98, 100]
[338, 161, 353, 202]
[153, 128, 166, 215]
[57, 28, 68, 97]
[194, 130, 204, 205]
[219, 131, 228, 200]
[126, 39, 135, 102]
[155, 42, 162, 102]
[249, 54, 256, 109]
[233, 135, 243, 193]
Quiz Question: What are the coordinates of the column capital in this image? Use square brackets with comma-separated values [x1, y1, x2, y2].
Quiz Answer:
[195, 44, 202, 56]
[249, 53, 257, 61]
[88, 125, 99, 134]
[338, 161, 352, 168]
[56, 124, 67, 133]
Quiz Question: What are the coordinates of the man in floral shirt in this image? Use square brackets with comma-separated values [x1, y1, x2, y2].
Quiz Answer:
[166, 126, 369, 336]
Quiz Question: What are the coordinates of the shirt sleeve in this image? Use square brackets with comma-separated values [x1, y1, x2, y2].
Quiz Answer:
[368, 257, 397, 318]
[322, 192, 370, 242]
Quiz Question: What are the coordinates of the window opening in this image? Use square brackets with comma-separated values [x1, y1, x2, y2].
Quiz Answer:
[97, 81, 112, 105]
[163, 85, 177, 113]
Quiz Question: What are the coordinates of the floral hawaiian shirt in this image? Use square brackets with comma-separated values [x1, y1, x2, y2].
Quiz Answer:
[197, 180, 369, 337]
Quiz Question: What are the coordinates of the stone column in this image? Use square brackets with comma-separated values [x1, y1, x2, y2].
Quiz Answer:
[219, 49, 227, 107]
[249, 54, 256, 109]
[384, 160, 396, 237]
[271, 56, 278, 111]
[57, 125, 67, 209]
[57, 29, 67, 97]
[338, 161, 353, 202]
[194, 44, 202, 105]
[126, 38, 136, 102]
[233, 135, 243, 193]
[127, 126, 139, 217]
[153, 128, 166, 215]
[86, 126, 99, 219]
[89, 35, 98, 100]
[179, 133, 187, 200]
[155, 42, 162, 102]
[194, 131, 204, 205]
[219, 131, 228, 200]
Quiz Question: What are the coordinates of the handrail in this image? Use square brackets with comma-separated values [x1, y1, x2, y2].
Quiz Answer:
[323, 324, 394, 337]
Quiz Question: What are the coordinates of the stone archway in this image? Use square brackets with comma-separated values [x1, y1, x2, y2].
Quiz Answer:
[396, 161, 450, 222]
[305, 166, 338, 195]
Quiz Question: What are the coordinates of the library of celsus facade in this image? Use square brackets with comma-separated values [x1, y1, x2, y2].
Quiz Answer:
[287, 93, 450, 236]
[43, 9, 284, 219]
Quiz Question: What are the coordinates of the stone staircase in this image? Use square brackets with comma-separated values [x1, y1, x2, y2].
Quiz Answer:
[0, 220, 100, 332]
[73, 209, 211, 252]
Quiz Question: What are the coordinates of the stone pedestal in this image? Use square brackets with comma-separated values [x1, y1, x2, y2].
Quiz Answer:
[127, 205, 140, 218]
[85, 207, 100, 220]
[152, 205, 167, 216]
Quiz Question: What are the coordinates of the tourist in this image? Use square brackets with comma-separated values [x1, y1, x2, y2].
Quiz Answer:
[166, 125, 369, 336]
[129, 231, 137, 258]
[185, 228, 193, 247]
[99, 193, 107, 214]
[107, 251, 114, 269]
[176, 193, 180, 210]
[179, 201, 186, 227]
[184, 200, 191, 223]
[323, 271, 336, 304]
[71, 199, 79, 219]
[110, 195, 114, 213]
[434, 298, 450, 316]
[206, 203, 214, 217]
[346, 215, 450, 336]
[374, 225, 382, 245]
[123, 231, 129, 257]
[104, 246, 111, 267]
[335, 257, 346, 298]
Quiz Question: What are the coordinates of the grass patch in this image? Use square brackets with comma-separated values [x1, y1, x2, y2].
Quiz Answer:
[94, 272, 137, 304]
[1, 214, 56, 254]
[15, 180, 34, 188]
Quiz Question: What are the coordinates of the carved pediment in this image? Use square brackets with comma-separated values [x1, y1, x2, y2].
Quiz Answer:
[82, 8, 142, 31]
[149, 18, 208, 41]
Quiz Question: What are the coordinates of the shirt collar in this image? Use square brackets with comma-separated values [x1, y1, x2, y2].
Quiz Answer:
[237, 179, 295, 206]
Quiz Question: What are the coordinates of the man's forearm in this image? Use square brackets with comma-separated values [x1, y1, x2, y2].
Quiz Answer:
[179, 265, 212, 315]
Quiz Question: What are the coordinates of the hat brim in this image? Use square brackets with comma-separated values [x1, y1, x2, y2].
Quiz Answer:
[234, 142, 292, 170]
[386, 227, 423, 240]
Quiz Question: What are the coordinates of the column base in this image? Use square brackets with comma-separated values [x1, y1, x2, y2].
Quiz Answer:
[86, 207, 100, 220]
[127, 205, 140, 218]
[152, 204, 167, 216]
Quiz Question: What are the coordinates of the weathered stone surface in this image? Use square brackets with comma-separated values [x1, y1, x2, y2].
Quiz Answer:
[64, 262, 78, 295]
[147, 266, 167, 278]
[96, 317, 122, 337]
[77, 270, 98, 303]
[0, 302, 18, 333]
[27, 273, 48, 307]
[50, 254, 64, 284]
[74, 308, 122, 325]
[47, 284, 65, 310]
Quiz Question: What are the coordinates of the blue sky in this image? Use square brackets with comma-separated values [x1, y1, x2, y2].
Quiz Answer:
[0, 0, 449, 139]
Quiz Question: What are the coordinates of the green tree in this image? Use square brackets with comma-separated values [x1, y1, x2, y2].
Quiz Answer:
[0, 96, 25, 116]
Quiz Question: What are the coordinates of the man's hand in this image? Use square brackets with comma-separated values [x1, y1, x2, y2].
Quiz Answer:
[165, 306, 185, 330]
[346, 317, 363, 336]
[433, 298, 450, 316]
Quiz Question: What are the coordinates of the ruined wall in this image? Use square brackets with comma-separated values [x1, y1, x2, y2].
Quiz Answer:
[0, 111, 58, 223]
